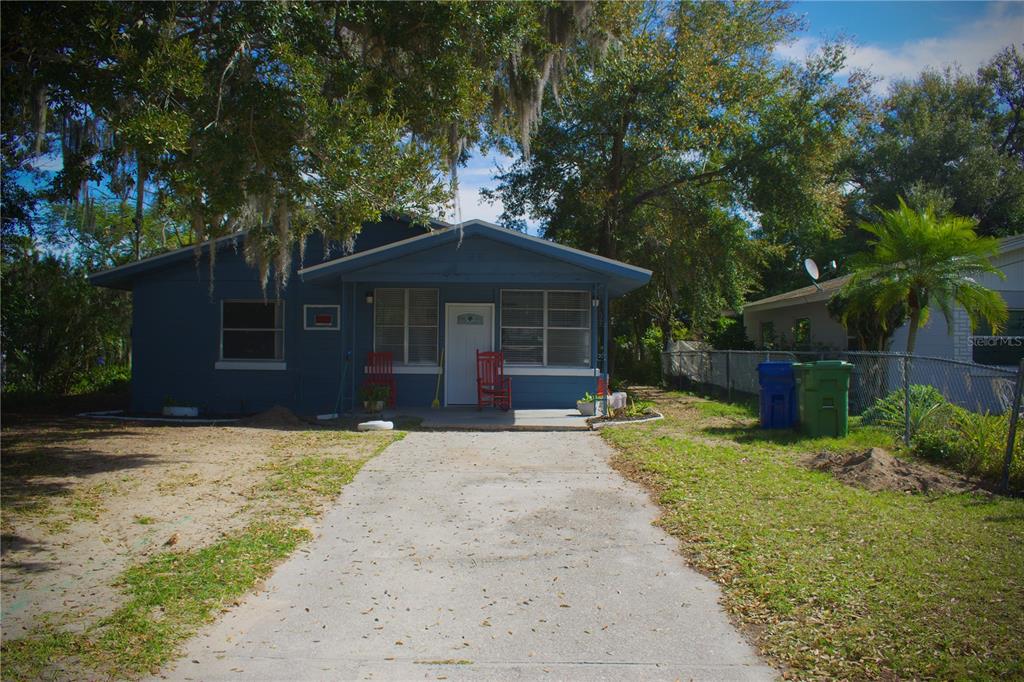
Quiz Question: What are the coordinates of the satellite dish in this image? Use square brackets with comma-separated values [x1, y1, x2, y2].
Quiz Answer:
[804, 258, 823, 290]
[804, 258, 820, 280]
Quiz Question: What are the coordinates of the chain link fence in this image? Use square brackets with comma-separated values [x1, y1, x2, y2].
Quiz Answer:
[662, 349, 1020, 416]
[662, 349, 1024, 490]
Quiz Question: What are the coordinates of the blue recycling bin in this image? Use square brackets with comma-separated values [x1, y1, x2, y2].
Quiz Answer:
[758, 362, 797, 429]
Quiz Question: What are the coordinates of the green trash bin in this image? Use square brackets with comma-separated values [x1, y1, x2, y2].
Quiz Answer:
[794, 360, 853, 437]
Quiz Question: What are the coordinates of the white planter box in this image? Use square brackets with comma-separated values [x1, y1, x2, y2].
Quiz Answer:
[577, 401, 597, 417]
[162, 406, 199, 418]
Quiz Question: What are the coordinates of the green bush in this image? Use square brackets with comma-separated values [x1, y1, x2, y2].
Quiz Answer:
[68, 364, 130, 395]
[861, 384, 953, 438]
[863, 386, 1023, 490]
[912, 409, 1023, 490]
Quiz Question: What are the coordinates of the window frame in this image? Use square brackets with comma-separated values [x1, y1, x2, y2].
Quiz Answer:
[303, 304, 340, 331]
[219, 299, 285, 363]
[500, 289, 592, 368]
[971, 308, 1024, 366]
[373, 287, 439, 366]
[760, 321, 776, 348]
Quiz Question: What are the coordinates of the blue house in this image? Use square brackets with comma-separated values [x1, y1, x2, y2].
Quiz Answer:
[90, 218, 651, 415]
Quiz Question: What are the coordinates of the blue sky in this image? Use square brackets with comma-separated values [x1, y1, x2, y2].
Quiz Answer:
[450, 1, 1024, 226]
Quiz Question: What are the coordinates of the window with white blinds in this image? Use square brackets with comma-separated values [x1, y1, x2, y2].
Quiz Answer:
[374, 288, 438, 365]
[500, 290, 591, 367]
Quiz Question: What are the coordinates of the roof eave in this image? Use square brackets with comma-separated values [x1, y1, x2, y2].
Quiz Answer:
[299, 222, 652, 289]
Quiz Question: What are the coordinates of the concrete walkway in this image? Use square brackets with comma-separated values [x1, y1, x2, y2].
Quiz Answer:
[159, 432, 775, 681]
[384, 407, 592, 431]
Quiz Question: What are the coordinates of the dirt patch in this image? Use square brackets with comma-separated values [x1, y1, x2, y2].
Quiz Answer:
[238, 405, 311, 429]
[0, 416, 388, 643]
[802, 447, 982, 495]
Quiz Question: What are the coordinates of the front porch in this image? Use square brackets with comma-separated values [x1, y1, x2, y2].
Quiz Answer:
[381, 406, 591, 431]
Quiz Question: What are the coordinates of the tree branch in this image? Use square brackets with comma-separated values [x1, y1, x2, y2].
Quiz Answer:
[623, 166, 729, 213]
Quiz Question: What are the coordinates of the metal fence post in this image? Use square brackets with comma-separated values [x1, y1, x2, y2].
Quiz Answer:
[1002, 359, 1024, 492]
[726, 350, 732, 402]
[903, 354, 911, 446]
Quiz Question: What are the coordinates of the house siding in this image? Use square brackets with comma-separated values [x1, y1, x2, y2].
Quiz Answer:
[742, 242, 1023, 363]
[742, 301, 849, 350]
[125, 224, 613, 415]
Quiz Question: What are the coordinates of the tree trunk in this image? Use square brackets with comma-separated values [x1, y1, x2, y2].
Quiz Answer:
[905, 307, 921, 355]
[134, 154, 145, 261]
[599, 127, 626, 260]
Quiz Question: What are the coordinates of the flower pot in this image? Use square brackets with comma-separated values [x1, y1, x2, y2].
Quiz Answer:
[162, 406, 198, 418]
[576, 401, 597, 417]
[363, 400, 385, 413]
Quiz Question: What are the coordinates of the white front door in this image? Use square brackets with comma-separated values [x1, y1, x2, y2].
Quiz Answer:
[445, 303, 494, 405]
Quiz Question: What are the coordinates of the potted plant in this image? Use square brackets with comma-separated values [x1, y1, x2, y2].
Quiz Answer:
[360, 384, 390, 412]
[162, 396, 199, 418]
[576, 392, 599, 417]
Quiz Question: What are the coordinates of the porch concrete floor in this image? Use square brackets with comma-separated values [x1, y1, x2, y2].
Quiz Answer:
[382, 406, 592, 431]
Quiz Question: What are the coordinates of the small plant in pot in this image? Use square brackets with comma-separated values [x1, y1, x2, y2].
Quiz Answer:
[360, 384, 390, 413]
[576, 392, 600, 417]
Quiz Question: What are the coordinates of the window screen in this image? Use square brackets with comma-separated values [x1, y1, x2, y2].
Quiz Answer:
[547, 291, 590, 366]
[374, 288, 438, 364]
[501, 290, 591, 367]
[501, 291, 544, 364]
[222, 301, 284, 360]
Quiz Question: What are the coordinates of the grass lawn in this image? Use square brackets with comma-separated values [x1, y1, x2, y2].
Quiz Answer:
[603, 389, 1024, 681]
[1, 419, 401, 681]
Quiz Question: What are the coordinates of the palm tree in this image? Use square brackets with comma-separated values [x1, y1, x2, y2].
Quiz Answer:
[841, 198, 1007, 354]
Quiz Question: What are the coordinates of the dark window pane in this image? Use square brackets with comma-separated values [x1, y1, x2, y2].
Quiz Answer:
[794, 318, 811, 347]
[223, 330, 281, 359]
[973, 310, 1024, 365]
[224, 302, 278, 329]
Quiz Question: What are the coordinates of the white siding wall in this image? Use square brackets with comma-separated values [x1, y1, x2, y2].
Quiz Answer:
[742, 301, 849, 349]
[741, 242, 1024, 360]
[889, 246, 1024, 363]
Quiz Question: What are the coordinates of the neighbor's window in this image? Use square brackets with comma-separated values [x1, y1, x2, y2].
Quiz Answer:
[760, 321, 776, 348]
[972, 309, 1024, 366]
[374, 288, 439, 364]
[501, 290, 590, 367]
[793, 318, 811, 348]
[221, 301, 284, 360]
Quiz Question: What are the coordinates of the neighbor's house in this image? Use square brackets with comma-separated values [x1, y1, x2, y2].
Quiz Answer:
[90, 218, 651, 415]
[741, 234, 1024, 368]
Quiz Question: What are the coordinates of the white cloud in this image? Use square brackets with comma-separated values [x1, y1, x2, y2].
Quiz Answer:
[778, 3, 1023, 94]
[444, 185, 505, 225]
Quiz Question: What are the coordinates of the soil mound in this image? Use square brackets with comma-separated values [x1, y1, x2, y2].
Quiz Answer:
[802, 447, 979, 495]
[239, 405, 310, 429]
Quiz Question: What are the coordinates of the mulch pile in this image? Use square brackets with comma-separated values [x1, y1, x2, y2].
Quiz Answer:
[238, 405, 311, 430]
[802, 447, 982, 495]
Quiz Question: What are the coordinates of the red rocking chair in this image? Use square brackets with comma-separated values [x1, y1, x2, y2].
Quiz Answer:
[476, 351, 512, 411]
[363, 352, 397, 408]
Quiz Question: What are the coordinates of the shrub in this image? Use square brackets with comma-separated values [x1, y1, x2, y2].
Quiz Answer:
[912, 408, 1024, 490]
[861, 384, 952, 438]
[864, 386, 1024, 490]
[68, 364, 131, 396]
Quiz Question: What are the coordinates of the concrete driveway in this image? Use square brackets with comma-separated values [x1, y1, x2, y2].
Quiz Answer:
[160, 431, 775, 681]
